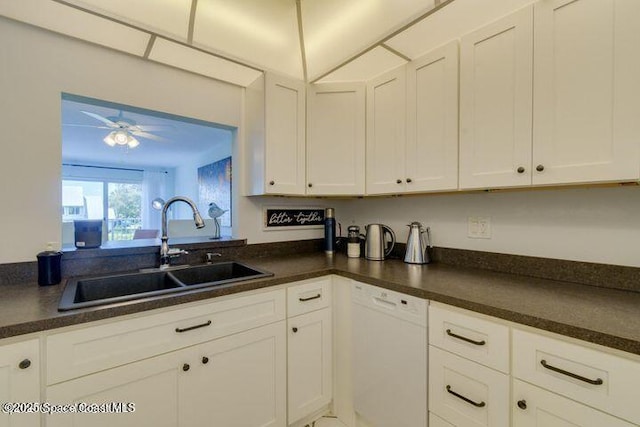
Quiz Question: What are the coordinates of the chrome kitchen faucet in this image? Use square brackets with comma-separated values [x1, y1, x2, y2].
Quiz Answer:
[159, 196, 205, 269]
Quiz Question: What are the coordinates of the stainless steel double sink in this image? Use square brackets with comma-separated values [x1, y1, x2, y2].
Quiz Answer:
[58, 262, 273, 311]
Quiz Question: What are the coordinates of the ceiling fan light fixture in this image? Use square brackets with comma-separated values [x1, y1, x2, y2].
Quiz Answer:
[103, 132, 117, 146]
[127, 136, 140, 148]
[114, 130, 129, 145]
[103, 130, 140, 149]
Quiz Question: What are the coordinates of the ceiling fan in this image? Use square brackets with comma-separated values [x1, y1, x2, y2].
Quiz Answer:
[76, 110, 167, 148]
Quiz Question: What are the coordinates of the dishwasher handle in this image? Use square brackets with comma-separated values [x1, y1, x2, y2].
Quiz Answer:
[373, 296, 397, 309]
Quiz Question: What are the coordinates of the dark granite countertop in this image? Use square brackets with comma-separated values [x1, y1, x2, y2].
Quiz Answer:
[2, 253, 639, 356]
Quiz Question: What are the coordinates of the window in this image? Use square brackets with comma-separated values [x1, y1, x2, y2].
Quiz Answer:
[62, 179, 143, 242]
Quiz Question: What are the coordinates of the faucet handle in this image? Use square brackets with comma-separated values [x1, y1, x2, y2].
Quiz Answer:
[206, 252, 222, 263]
[168, 248, 189, 258]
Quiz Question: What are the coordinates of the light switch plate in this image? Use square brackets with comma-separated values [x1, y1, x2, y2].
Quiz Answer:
[468, 216, 491, 239]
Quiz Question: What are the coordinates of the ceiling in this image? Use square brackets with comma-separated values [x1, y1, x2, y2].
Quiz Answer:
[62, 96, 233, 168]
[0, 0, 456, 86]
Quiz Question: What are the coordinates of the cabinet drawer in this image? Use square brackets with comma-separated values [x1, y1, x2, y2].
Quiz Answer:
[429, 346, 509, 427]
[512, 329, 640, 425]
[47, 289, 286, 385]
[287, 277, 332, 317]
[513, 379, 635, 427]
[430, 412, 455, 427]
[429, 304, 510, 373]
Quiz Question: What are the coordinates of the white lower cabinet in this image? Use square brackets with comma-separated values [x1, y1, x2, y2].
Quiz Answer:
[429, 346, 509, 427]
[46, 321, 287, 427]
[0, 339, 40, 427]
[287, 308, 332, 424]
[430, 412, 455, 427]
[183, 322, 287, 427]
[512, 329, 640, 425]
[286, 279, 333, 425]
[513, 379, 634, 427]
[46, 347, 186, 427]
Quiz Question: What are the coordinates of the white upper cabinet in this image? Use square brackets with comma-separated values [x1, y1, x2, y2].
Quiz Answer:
[532, 0, 640, 185]
[246, 73, 306, 196]
[459, 6, 534, 190]
[306, 83, 366, 195]
[366, 66, 407, 195]
[265, 73, 306, 195]
[406, 40, 459, 193]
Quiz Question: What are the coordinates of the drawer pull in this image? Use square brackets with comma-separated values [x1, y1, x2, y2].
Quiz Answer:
[446, 329, 486, 346]
[299, 294, 321, 302]
[540, 359, 604, 385]
[446, 385, 486, 408]
[18, 359, 31, 370]
[175, 320, 212, 333]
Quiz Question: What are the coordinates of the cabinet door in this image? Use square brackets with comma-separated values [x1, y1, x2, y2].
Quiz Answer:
[532, 0, 640, 185]
[459, 6, 533, 189]
[46, 348, 188, 427]
[288, 308, 333, 423]
[406, 41, 459, 193]
[0, 339, 39, 427]
[265, 73, 306, 195]
[429, 346, 509, 427]
[182, 322, 286, 427]
[307, 82, 366, 195]
[366, 66, 407, 195]
[513, 379, 635, 427]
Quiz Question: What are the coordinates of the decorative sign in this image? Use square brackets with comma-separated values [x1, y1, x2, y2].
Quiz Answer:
[263, 207, 325, 230]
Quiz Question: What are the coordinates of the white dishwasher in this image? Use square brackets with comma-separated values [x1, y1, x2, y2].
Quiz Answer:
[352, 281, 428, 427]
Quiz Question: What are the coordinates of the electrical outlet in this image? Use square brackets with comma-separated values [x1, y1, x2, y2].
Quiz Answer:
[468, 216, 491, 239]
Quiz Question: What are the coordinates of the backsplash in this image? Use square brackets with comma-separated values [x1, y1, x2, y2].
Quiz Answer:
[0, 238, 637, 293]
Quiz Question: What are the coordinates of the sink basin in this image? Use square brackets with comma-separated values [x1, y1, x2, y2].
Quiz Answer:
[58, 262, 273, 311]
[58, 271, 185, 311]
[170, 262, 273, 287]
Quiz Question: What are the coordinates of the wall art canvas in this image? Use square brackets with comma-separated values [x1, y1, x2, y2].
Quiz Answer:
[198, 156, 231, 227]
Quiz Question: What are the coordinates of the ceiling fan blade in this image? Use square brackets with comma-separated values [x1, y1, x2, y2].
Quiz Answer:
[135, 124, 174, 132]
[81, 111, 119, 128]
[131, 130, 167, 141]
[63, 124, 112, 129]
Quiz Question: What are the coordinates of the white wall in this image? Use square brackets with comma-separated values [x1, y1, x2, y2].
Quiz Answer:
[0, 17, 325, 263]
[337, 186, 640, 267]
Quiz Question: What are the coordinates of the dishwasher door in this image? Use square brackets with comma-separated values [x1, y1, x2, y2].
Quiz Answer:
[352, 282, 428, 427]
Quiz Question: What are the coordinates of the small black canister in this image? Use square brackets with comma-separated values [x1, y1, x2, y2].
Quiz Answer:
[37, 245, 62, 286]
